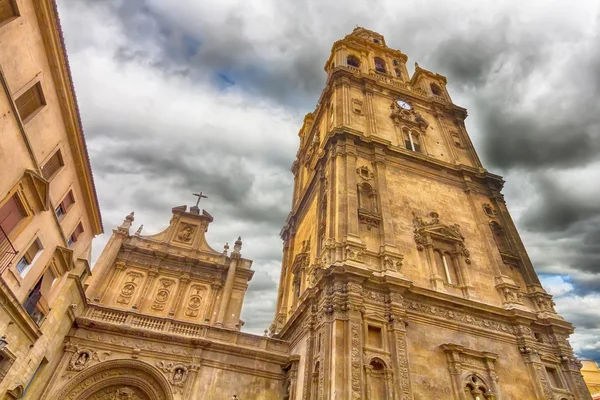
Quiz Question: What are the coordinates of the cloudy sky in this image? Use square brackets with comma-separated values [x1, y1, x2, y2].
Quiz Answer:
[56, 0, 600, 361]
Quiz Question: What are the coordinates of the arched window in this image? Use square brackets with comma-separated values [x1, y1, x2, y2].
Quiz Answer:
[464, 375, 491, 400]
[394, 68, 402, 78]
[358, 182, 377, 213]
[347, 55, 360, 68]
[434, 250, 459, 284]
[430, 83, 442, 96]
[373, 38, 380, 44]
[374, 57, 386, 73]
[404, 130, 421, 153]
[393, 59, 399, 66]
[367, 359, 388, 399]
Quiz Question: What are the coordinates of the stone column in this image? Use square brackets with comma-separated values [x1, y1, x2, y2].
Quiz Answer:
[363, 86, 378, 137]
[520, 348, 552, 400]
[206, 281, 222, 324]
[137, 267, 159, 312]
[100, 260, 127, 303]
[88, 212, 133, 300]
[345, 143, 361, 243]
[215, 237, 242, 327]
[561, 357, 593, 400]
[171, 273, 191, 318]
[373, 150, 396, 251]
[389, 297, 413, 400]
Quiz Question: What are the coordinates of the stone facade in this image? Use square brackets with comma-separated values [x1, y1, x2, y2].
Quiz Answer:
[271, 27, 591, 400]
[0, 0, 102, 398]
[39, 206, 290, 400]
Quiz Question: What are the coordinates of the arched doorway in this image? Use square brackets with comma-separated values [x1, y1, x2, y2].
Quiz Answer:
[53, 359, 173, 400]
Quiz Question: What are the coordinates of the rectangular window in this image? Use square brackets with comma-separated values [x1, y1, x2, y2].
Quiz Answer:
[545, 367, 562, 388]
[15, 82, 45, 122]
[68, 222, 84, 247]
[0, 194, 27, 237]
[15, 239, 42, 276]
[367, 325, 383, 348]
[55, 204, 65, 219]
[0, 0, 18, 25]
[41, 150, 64, 180]
[56, 190, 75, 219]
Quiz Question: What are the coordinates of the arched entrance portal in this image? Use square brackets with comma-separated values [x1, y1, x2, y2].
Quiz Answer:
[54, 359, 174, 400]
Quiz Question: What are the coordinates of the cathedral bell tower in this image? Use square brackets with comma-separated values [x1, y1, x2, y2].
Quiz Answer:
[272, 27, 590, 400]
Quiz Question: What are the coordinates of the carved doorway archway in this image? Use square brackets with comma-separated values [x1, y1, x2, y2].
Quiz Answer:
[53, 359, 173, 400]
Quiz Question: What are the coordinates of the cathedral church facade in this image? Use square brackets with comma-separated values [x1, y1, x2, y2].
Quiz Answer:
[37, 27, 591, 400]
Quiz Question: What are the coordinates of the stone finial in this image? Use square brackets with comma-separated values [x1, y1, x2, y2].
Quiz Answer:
[415, 62, 420, 69]
[223, 242, 229, 256]
[135, 225, 143, 236]
[118, 211, 135, 233]
[232, 237, 242, 255]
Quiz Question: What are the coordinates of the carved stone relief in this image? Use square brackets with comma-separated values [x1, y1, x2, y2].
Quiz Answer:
[151, 279, 175, 311]
[185, 285, 206, 317]
[68, 346, 112, 372]
[176, 223, 196, 243]
[117, 272, 144, 305]
[156, 361, 192, 394]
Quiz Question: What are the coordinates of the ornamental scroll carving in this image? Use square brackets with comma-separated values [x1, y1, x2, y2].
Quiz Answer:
[117, 272, 144, 305]
[151, 279, 175, 311]
[350, 322, 362, 399]
[405, 300, 515, 335]
[184, 285, 206, 317]
[87, 386, 146, 400]
[383, 255, 403, 272]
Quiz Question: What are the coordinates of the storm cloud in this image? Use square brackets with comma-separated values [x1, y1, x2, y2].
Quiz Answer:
[57, 0, 600, 362]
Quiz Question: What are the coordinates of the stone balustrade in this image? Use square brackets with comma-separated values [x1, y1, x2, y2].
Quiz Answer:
[84, 304, 289, 355]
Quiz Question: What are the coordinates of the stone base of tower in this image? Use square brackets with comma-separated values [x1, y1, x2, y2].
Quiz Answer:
[275, 264, 591, 400]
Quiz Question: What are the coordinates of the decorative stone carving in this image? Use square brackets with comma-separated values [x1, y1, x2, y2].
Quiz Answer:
[184, 285, 205, 317]
[350, 322, 362, 399]
[345, 246, 364, 262]
[176, 223, 196, 243]
[383, 255, 403, 272]
[156, 361, 189, 392]
[151, 279, 175, 311]
[412, 211, 472, 264]
[482, 203, 498, 217]
[406, 300, 515, 334]
[116, 272, 143, 305]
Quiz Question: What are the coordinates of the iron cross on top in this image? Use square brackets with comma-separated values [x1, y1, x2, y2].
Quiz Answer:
[193, 192, 208, 207]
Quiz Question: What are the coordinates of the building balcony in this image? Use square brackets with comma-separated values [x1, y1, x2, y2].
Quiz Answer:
[0, 226, 18, 274]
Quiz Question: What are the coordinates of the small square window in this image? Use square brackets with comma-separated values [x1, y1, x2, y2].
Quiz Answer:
[545, 367, 563, 388]
[68, 222, 84, 248]
[15, 82, 45, 122]
[15, 257, 29, 274]
[0, 0, 18, 25]
[55, 204, 65, 219]
[41, 150, 64, 181]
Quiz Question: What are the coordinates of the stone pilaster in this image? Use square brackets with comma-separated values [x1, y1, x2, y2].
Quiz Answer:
[171, 273, 191, 318]
[137, 267, 159, 311]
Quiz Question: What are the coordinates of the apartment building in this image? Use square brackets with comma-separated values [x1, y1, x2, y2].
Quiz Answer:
[0, 0, 102, 398]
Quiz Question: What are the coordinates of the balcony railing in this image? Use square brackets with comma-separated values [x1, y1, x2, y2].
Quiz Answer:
[84, 304, 290, 356]
[0, 226, 18, 274]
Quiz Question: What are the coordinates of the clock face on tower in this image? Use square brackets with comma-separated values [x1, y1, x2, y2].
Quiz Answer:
[397, 100, 411, 110]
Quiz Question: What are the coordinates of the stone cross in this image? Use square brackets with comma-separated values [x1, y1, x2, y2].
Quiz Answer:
[193, 192, 208, 207]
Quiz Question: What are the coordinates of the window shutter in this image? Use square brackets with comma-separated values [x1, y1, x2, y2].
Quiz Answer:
[0, 0, 17, 23]
[0, 194, 26, 236]
[15, 83, 44, 121]
[72, 223, 84, 241]
[25, 240, 41, 262]
[61, 191, 75, 210]
[41, 150, 63, 180]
